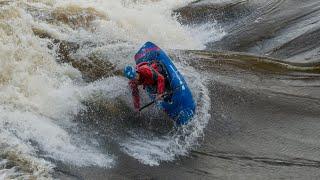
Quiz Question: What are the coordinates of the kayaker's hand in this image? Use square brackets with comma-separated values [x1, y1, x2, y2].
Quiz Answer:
[134, 109, 142, 117]
[156, 94, 164, 101]
[134, 107, 140, 112]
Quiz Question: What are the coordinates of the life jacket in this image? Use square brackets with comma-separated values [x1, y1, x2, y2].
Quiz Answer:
[136, 61, 160, 83]
[136, 61, 171, 99]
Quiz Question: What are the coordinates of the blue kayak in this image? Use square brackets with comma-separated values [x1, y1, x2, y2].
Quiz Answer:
[134, 42, 196, 125]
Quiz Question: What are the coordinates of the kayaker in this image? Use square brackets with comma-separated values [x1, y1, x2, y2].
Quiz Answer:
[124, 61, 166, 111]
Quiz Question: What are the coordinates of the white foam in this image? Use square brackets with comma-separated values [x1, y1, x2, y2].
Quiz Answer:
[48, 0, 227, 55]
[0, 1, 118, 175]
[186, 22, 226, 45]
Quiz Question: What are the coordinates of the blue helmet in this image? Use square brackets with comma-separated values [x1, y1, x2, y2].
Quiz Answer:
[124, 66, 136, 80]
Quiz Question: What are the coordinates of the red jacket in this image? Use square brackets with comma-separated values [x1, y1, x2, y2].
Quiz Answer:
[129, 63, 165, 110]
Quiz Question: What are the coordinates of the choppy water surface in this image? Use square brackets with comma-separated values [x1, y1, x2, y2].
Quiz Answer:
[0, 0, 319, 179]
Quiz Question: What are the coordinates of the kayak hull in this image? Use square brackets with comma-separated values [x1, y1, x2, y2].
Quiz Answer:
[134, 42, 195, 125]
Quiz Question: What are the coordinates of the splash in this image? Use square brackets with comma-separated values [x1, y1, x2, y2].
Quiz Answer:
[0, 0, 224, 177]
[0, 1, 125, 176]
[121, 63, 211, 166]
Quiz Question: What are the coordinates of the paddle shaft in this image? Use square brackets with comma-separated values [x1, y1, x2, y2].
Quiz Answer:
[138, 84, 183, 112]
[138, 99, 157, 112]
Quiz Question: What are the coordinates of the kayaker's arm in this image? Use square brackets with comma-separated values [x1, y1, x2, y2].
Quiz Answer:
[129, 80, 140, 110]
[156, 73, 165, 96]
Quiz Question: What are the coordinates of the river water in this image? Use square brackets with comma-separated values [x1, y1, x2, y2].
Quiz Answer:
[0, 0, 319, 179]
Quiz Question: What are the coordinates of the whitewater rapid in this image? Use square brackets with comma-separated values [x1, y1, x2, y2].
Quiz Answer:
[0, 0, 225, 178]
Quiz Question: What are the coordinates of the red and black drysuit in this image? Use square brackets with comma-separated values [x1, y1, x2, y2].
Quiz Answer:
[129, 62, 165, 110]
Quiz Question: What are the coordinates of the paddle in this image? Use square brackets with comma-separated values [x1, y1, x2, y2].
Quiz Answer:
[138, 93, 169, 112]
[138, 84, 183, 112]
